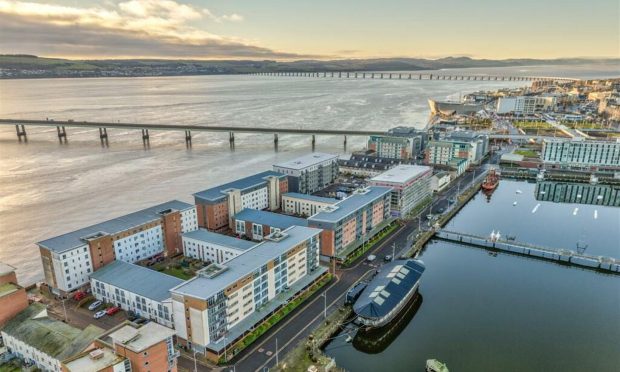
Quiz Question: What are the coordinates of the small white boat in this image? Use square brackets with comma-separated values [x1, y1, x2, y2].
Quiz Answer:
[532, 203, 540, 214]
[426, 359, 449, 372]
[513, 201, 517, 206]
[345, 335, 352, 343]
[597, 195, 603, 200]
[516, 189, 522, 194]
[594, 210, 598, 219]
[573, 208, 579, 216]
[577, 194, 582, 199]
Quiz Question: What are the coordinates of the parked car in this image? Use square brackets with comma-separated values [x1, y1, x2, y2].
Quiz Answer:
[384, 254, 393, 262]
[72, 291, 87, 301]
[366, 255, 376, 262]
[134, 317, 148, 325]
[88, 300, 103, 311]
[106, 306, 121, 315]
[94, 310, 107, 319]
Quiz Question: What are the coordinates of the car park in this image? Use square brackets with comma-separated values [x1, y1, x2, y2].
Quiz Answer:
[94, 310, 106, 319]
[72, 291, 87, 301]
[88, 300, 103, 311]
[106, 306, 121, 315]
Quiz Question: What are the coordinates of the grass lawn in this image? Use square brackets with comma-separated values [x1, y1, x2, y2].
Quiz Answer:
[159, 266, 194, 280]
[513, 121, 553, 129]
[514, 149, 539, 158]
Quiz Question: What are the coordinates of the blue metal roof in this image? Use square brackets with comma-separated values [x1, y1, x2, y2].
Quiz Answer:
[193, 171, 286, 203]
[308, 186, 392, 224]
[283, 192, 338, 204]
[182, 229, 256, 251]
[353, 259, 425, 320]
[37, 200, 194, 254]
[90, 261, 184, 302]
[234, 209, 308, 229]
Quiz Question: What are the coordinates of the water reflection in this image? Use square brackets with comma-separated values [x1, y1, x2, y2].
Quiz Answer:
[352, 293, 423, 354]
[535, 181, 620, 207]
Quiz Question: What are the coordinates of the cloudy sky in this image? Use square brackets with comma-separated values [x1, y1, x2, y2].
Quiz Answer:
[0, 0, 618, 60]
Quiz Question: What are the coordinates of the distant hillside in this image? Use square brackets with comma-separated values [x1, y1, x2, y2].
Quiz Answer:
[0, 55, 616, 79]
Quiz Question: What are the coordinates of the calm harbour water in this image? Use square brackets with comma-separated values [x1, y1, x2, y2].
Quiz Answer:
[325, 180, 620, 372]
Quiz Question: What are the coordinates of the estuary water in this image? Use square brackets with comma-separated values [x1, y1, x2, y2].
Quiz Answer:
[0, 63, 617, 285]
[325, 180, 620, 372]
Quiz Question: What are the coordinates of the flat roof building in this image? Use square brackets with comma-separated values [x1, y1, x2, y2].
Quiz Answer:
[369, 165, 433, 217]
[90, 261, 184, 328]
[170, 226, 325, 363]
[542, 138, 620, 170]
[193, 171, 288, 231]
[273, 153, 339, 194]
[282, 192, 338, 217]
[182, 228, 256, 264]
[232, 208, 309, 241]
[308, 186, 392, 259]
[37, 200, 197, 295]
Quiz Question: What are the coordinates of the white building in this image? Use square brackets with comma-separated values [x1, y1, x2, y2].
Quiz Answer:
[542, 138, 620, 169]
[273, 153, 339, 194]
[369, 165, 433, 217]
[496, 95, 557, 115]
[282, 192, 339, 217]
[90, 261, 184, 328]
[431, 171, 452, 192]
[170, 226, 326, 362]
[182, 229, 256, 264]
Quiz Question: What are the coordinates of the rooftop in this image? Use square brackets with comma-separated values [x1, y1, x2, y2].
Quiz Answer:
[90, 261, 184, 302]
[353, 259, 425, 320]
[37, 200, 194, 254]
[2, 303, 104, 360]
[63, 347, 125, 372]
[193, 171, 286, 203]
[0, 283, 20, 297]
[0, 262, 16, 276]
[370, 165, 432, 184]
[183, 229, 256, 251]
[108, 322, 175, 353]
[171, 226, 321, 300]
[309, 186, 392, 223]
[234, 209, 308, 229]
[283, 192, 338, 204]
[273, 152, 338, 170]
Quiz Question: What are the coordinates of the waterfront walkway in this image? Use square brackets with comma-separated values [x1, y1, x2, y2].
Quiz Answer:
[435, 229, 620, 274]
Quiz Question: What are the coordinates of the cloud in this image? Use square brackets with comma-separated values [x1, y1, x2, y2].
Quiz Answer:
[0, 0, 306, 59]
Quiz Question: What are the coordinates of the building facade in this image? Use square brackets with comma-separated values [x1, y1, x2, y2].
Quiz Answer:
[367, 127, 427, 160]
[193, 171, 288, 232]
[308, 186, 392, 259]
[541, 139, 620, 170]
[0, 263, 29, 328]
[369, 165, 432, 217]
[90, 261, 184, 328]
[182, 229, 256, 264]
[273, 153, 339, 194]
[38, 200, 198, 295]
[282, 193, 338, 217]
[231, 209, 308, 241]
[169, 226, 324, 362]
[496, 95, 557, 115]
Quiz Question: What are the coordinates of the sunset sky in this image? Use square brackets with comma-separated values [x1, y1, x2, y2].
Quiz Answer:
[0, 0, 618, 60]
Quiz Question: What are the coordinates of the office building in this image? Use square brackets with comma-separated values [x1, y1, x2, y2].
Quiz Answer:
[273, 153, 339, 194]
[282, 193, 338, 217]
[369, 165, 432, 217]
[182, 229, 256, 264]
[496, 95, 557, 115]
[193, 171, 288, 232]
[0, 262, 28, 327]
[431, 171, 452, 193]
[90, 261, 184, 328]
[541, 138, 620, 170]
[308, 186, 392, 259]
[232, 209, 308, 240]
[1, 303, 104, 372]
[170, 226, 325, 363]
[37, 200, 198, 295]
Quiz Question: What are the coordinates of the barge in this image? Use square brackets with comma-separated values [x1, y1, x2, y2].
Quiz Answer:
[352, 259, 425, 328]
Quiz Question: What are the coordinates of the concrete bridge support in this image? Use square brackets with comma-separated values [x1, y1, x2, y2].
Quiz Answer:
[185, 130, 192, 147]
[15, 124, 27, 142]
[56, 126, 67, 143]
[99, 127, 108, 146]
[311, 134, 316, 150]
[141, 129, 149, 143]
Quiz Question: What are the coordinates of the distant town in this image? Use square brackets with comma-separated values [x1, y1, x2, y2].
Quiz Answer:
[1, 76, 619, 372]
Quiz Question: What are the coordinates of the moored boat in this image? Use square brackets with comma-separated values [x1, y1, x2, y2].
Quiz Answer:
[482, 169, 500, 190]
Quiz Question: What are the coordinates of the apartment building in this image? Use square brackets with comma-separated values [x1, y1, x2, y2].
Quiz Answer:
[90, 261, 184, 328]
[182, 229, 256, 264]
[541, 138, 620, 170]
[282, 192, 338, 217]
[193, 171, 288, 232]
[170, 226, 325, 363]
[426, 132, 488, 167]
[273, 153, 339, 194]
[367, 127, 427, 160]
[62, 321, 178, 372]
[0, 262, 29, 327]
[37, 200, 198, 295]
[369, 165, 432, 217]
[496, 95, 557, 115]
[232, 209, 309, 240]
[1, 303, 104, 372]
[308, 186, 392, 259]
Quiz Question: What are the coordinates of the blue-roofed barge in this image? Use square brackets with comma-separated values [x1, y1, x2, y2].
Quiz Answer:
[352, 259, 425, 328]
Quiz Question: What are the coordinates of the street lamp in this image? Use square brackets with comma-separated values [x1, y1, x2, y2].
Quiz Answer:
[193, 348, 198, 372]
